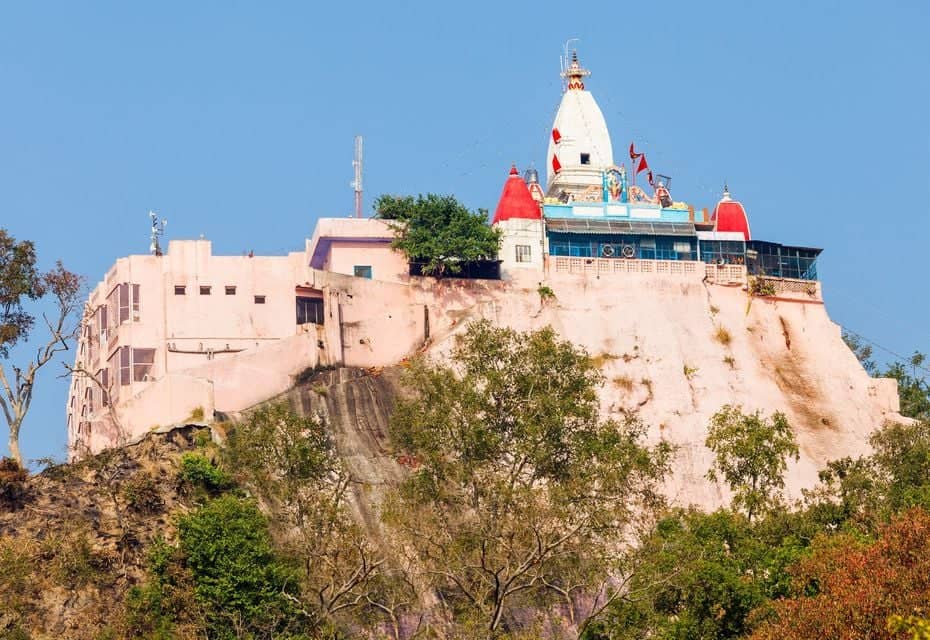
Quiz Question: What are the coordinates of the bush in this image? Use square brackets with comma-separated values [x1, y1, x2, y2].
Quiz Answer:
[178, 454, 231, 495]
[178, 495, 304, 638]
[748, 277, 777, 297]
[0, 457, 29, 510]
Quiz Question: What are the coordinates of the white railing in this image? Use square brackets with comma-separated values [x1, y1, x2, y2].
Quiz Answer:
[704, 264, 747, 285]
[551, 256, 705, 278]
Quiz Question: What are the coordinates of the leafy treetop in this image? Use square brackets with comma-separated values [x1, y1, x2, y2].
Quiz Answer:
[705, 405, 799, 522]
[374, 193, 501, 278]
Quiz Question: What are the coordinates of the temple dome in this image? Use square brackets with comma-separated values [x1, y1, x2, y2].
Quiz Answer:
[712, 188, 751, 241]
[545, 52, 614, 193]
[492, 165, 542, 225]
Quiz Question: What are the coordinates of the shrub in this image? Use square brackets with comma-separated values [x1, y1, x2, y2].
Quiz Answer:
[178, 454, 231, 494]
[749, 277, 777, 297]
[0, 457, 29, 510]
[178, 495, 303, 637]
[683, 364, 699, 380]
[537, 284, 556, 301]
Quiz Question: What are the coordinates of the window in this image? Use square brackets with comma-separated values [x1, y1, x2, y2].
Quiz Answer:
[580, 153, 591, 165]
[132, 348, 156, 382]
[296, 297, 325, 325]
[99, 369, 109, 406]
[132, 284, 141, 320]
[119, 347, 130, 386]
[225, 286, 236, 295]
[254, 295, 266, 304]
[199, 286, 212, 295]
[118, 283, 129, 323]
[97, 305, 107, 340]
[174, 285, 186, 295]
[353, 265, 372, 279]
[515, 244, 532, 263]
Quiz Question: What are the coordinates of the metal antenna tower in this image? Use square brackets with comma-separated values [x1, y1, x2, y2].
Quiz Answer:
[352, 135, 363, 218]
[149, 210, 167, 256]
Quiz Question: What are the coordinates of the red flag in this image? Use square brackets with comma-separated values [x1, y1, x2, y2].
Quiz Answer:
[552, 128, 562, 144]
[552, 154, 561, 174]
[629, 142, 641, 160]
[636, 155, 649, 174]
[647, 171, 655, 187]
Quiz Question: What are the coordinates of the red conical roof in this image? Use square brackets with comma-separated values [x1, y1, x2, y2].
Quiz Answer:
[492, 165, 542, 225]
[711, 188, 751, 241]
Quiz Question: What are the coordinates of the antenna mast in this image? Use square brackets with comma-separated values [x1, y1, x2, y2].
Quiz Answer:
[352, 135, 363, 218]
[149, 210, 167, 256]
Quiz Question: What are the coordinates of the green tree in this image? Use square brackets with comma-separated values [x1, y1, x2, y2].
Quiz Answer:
[385, 321, 672, 636]
[882, 353, 930, 421]
[374, 194, 501, 278]
[0, 228, 83, 464]
[225, 403, 412, 636]
[705, 406, 799, 522]
[842, 330, 877, 375]
[178, 494, 304, 639]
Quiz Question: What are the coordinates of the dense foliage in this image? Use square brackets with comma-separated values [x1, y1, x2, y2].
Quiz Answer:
[385, 321, 672, 636]
[705, 406, 799, 522]
[588, 415, 930, 639]
[374, 193, 501, 277]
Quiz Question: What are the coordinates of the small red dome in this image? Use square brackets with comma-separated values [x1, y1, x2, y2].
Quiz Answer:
[492, 165, 542, 225]
[712, 189, 751, 241]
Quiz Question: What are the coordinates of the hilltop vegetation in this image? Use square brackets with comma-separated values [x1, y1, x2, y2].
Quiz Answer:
[1, 323, 929, 638]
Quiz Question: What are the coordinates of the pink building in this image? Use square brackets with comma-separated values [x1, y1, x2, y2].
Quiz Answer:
[67, 221, 405, 456]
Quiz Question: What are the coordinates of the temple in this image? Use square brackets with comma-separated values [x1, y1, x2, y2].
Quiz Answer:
[497, 51, 820, 282]
[67, 50, 826, 457]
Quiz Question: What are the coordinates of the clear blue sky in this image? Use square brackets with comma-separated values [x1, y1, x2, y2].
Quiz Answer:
[1, 1, 928, 463]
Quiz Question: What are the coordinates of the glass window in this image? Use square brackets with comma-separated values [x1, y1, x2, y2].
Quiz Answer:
[118, 283, 129, 323]
[225, 286, 236, 295]
[200, 286, 211, 295]
[296, 297, 325, 325]
[580, 153, 591, 165]
[354, 265, 373, 279]
[174, 285, 186, 295]
[254, 295, 266, 304]
[132, 348, 156, 382]
[132, 284, 141, 320]
[119, 347, 131, 386]
[515, 245, 532, 263]
[99, 369, 109, 406]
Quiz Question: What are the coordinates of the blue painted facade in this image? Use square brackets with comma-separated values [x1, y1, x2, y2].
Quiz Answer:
[541, 201, 821, 280]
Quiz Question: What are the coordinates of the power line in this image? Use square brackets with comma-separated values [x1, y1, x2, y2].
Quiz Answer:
[840, 326, 930, 377]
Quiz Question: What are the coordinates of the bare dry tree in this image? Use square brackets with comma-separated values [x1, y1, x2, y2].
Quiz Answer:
[0, 258, 83, 465]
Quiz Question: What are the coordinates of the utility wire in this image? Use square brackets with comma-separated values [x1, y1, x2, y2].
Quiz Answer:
[840, 326, 930, 377]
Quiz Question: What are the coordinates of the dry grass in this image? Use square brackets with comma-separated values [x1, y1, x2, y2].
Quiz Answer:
[612, 375, 634, 391]
[590, 352, 619, 368]
[714, 326, 732, 346]
[723, 355, 736, 369]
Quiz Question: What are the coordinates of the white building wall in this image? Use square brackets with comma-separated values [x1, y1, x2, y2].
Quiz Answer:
[497, 218, 545, 277]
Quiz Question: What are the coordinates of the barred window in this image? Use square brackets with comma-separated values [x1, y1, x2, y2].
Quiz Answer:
[515, 245, 532, 263]
[296, 297, 324, 325]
